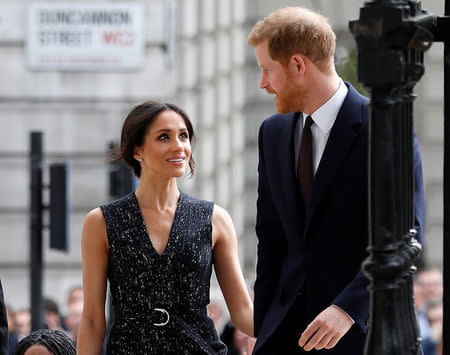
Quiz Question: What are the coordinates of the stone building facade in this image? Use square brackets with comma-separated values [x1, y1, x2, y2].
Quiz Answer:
[0, 0, 444, 315]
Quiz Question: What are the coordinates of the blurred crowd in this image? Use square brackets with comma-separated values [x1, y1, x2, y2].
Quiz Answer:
[6, 286, 83, 354]
[3, 270, 442, 354]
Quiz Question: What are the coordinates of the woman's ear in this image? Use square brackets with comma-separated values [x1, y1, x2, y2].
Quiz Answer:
[133, 146, 142, 161]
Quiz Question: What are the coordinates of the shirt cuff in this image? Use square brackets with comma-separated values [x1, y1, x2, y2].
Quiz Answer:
[330, 304, 355, 325]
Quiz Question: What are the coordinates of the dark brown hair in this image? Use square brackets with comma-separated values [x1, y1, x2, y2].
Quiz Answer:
[117, 101, 195, 177]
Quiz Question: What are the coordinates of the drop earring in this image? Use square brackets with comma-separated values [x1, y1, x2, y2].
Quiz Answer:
[136, 157, 142, 162]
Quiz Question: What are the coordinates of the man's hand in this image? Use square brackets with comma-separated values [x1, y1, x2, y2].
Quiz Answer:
[298, 305, 353, 351]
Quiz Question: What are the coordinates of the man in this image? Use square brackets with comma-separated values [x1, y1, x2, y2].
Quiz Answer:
[13, 309, 31, 342]
[415, 268, 443, 340]
[45, 298, 65, 332]
[0, 279, 8, 355]
[247, 7, 425, 354]
[422, 298, 443, 355]
[417, 268, 443, 302]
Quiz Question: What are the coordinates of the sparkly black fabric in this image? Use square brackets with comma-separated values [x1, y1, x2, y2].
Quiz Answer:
[101, 191, 227, 355]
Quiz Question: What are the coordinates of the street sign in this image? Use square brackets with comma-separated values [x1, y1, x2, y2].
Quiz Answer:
[27, 3, 144, 71]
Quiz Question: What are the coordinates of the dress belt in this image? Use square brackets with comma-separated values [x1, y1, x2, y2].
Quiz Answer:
[115, 307, 171, 327]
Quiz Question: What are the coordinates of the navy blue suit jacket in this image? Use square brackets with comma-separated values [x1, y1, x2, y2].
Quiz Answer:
[0, 279, 7, 355]
[253, 83, 425, 354]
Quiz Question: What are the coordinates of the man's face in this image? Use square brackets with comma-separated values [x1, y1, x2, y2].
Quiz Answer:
[426, 304, 443, 330]
[254, 40, 305, 114]
[418, 270, 443, 300]
[15, 310, 31, 337]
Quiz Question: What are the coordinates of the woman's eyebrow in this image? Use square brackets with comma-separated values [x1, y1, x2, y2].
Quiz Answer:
[154, 128, 188, 133]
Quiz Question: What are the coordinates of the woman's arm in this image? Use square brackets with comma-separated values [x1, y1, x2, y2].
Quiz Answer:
[212, 205, 254, 337]
[77, 208, 109, 354]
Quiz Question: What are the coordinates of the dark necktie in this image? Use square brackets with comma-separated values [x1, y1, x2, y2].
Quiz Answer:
[298, 115, 313, 208]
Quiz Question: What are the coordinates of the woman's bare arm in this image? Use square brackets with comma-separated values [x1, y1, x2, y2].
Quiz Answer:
[212, 205, 254, 337]
[77, 208, 109, 354]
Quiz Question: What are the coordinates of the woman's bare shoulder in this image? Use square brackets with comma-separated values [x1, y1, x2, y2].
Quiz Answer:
[82, 207, 107, 247]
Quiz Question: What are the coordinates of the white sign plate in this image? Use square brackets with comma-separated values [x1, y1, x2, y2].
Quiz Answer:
[27, 3, 144, 70]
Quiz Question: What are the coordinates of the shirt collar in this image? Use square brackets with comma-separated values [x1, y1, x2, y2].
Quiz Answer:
[305, 79, 348, 134]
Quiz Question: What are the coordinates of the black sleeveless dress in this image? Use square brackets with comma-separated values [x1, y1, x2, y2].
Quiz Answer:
[101, 191, 227, 354]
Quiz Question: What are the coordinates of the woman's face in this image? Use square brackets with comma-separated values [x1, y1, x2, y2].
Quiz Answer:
[135, 110, 191, 179]
[23, 344, 54, 355]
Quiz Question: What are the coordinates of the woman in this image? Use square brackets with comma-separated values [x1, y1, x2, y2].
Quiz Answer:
[12, 329, 76, 355]
[77, 102, 253, 354]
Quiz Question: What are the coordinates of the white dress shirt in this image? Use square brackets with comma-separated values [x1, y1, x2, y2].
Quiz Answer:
[295, 79, 348, 176]
[294, 79, 355, 324]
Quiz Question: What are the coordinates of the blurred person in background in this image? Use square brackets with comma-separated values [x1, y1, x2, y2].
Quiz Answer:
[0, 280, 7, 355]
[14, 311, 30, 342]
[422, 298, 443, 355]
[77, 101, 253, 354]
[220, 321, 253, 355]
[414, 276, 430, 340]
[416, 268, 443, 339]
[207, 300, 224, 333]
[63, 302, 82, 343]
[12, 329, 75, 355]
[6, 306, 19, 355]
[417, 268, 443, 302]
[44, 299, 64, 332]
[65, 287, 83, 309]
[63, 286, 84, 342]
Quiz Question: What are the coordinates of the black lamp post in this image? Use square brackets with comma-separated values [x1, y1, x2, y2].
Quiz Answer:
[349, 1, 449, 353]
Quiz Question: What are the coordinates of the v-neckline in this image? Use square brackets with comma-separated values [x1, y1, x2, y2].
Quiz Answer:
[132, 191, 183, 258]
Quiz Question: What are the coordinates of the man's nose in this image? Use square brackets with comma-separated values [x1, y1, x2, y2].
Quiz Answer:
[259, 73, 267, 89]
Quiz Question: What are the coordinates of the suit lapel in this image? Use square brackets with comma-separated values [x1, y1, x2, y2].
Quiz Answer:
[269, 112, 305, 231]
[304, 85, 363, 235]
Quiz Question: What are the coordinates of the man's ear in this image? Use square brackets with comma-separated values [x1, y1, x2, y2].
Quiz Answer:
[290, 54, 306, 77]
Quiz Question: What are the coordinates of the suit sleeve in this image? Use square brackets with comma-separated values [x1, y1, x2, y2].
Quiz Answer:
[332, 132, 425, 333]
[253, 121, 286, 337]
[0, 279, 8, 355]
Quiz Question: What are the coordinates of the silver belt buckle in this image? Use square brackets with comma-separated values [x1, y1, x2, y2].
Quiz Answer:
[153, 308, 170, 326]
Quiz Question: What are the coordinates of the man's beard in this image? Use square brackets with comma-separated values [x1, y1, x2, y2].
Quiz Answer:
[270, 80, 307, 114]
